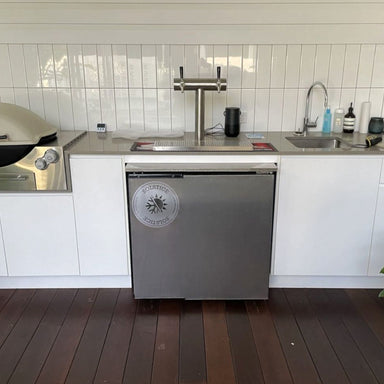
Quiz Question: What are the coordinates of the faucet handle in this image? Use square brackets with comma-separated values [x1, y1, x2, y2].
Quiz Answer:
[216, 66, 222, 93]
[179, 66, 185, 93]
[307, 117, 318, 128]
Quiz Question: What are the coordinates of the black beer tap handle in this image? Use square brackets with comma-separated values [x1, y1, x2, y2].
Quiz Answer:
[179, 66, 184, 80]
[217, 66, 221, 80]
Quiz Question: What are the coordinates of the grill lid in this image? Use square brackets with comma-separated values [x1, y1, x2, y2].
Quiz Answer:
[0, 102, 57, 146]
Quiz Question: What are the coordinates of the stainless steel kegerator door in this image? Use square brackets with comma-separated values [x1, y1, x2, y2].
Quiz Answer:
[127, 172, 275, 299]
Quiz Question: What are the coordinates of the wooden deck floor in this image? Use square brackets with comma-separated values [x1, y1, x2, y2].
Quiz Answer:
[0, 288, 383, 383]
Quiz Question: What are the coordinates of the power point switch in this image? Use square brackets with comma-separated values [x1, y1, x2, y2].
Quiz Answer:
[97, 123, 106, 133]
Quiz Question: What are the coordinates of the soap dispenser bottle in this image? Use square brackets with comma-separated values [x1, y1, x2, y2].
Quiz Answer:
[333, 108, 344, 133]
[343, 103, 356, 133]
[322, 107, 332, 133]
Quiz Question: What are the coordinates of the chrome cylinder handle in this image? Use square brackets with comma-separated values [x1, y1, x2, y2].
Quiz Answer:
[217, 66, 222, 93]
[179, 66, 185, 93]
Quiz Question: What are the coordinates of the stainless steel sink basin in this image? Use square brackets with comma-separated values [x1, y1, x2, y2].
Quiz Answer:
[286, 136, 349, 149]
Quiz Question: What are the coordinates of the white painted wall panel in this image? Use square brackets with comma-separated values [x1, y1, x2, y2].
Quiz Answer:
[241, 45, 257, 89]
[0, 88, 14, 104]
[285, 45, 301, 89]
[38, 44, 56, 87]
[42, 88, 60, 127]
[100, 88, 116, 130]
[2, 42, 384, 133]
[271, 45, 286, 89]
[228, 45, 242, 89]
[1, 1, 384, 133]
[53, 44, 70, 88]
[83, 45, 99, 88]
[67, 45, 85, 88]
[314, 45, 331, 86]
[342, 44, 360, 88]
[14, 88, 29, 109]
[185, 45, 199, 78]
[85, 88, 101, 130]
[1, 3, 384, 25]
[112, 45, 128, 88]
[57, 88, 74, 130]
[256, 45, 272, 89]
[115, 88, 130, 130]
[97, 44, 114, 88]
[0, 45, 12, 88]
[8, 44, 27, 88]
[357, 45, 375, 88]
[299, 45, 316, 89]
[156, 45, 171, 88]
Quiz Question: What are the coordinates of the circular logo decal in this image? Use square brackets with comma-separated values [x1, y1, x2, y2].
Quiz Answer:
[132, 181, 179, 228]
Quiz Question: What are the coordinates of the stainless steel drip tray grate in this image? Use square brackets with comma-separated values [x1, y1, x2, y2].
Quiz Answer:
[152, 138, 254, 152]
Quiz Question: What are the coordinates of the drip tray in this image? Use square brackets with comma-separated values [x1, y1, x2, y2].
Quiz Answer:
[132, 138, 254, 152]
[153, 140, 254, 151]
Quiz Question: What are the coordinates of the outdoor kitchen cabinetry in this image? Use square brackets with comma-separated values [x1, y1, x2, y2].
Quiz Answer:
[0, 226, 7, 276]
[70, 156, 129, 276]
[369, 184, 384, 276]
[273, 156, 382, 276]
[0, 195, 79, 276]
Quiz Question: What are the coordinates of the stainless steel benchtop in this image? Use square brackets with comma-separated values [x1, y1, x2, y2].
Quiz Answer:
[67, 131, 384, 156]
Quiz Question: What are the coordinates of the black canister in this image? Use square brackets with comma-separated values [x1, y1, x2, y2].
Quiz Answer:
[368, 117, 384, 134]
[224, 107, 241, 137]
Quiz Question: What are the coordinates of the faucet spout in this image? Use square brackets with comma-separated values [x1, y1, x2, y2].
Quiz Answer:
[296, 81, 328, 136]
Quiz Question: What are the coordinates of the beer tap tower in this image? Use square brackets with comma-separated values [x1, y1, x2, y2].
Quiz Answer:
[174, 66, 227, 142]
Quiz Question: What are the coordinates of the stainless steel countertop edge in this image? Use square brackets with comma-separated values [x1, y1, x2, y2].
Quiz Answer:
[67, 131, 384, 157]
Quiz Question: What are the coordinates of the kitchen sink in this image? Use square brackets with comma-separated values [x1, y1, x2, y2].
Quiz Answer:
[286, 136, 349, 149]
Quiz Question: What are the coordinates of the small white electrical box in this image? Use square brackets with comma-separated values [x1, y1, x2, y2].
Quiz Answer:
[97, 123, 106, 133]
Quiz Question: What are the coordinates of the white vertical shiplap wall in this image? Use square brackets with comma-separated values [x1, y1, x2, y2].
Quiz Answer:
[1, 43, 384, 132]
[1, 1, 384, 132]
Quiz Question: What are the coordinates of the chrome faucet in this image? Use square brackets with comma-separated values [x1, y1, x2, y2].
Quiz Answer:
[174, 66, 227, 142]
[295, 81, 328, 136]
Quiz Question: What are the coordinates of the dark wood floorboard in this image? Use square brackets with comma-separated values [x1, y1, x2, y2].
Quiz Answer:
[122, 299, 158, 384]
[366, 289, 384, 308]
[0, 289, 36, 348]
[269, 289, 321, 384]
[226, 301, 265, 384]
[203, 301, 236, 384]
[0, 288, 383, 384]
[0, 289, 55, 383]
[179, 301, 206, 384]
[36, 289, 97, 384]
[326, 289, 384, 383]
[8, 289, 77, 384]
[0, 289, 15, 313]
[246, 300, 293, 384]
[284, 289, 350, 384]
[347, 289, 384, 346]
[93, 289, 137, 384]
[307, 288, 379, 384]
[65, 288, 120, 384]
[151, 300, 181, 384]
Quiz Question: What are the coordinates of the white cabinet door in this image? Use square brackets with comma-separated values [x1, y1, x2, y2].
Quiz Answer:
[0, 195, 79, 276]
[70, 156, 129, 275]
[0, 219, 7, 276]
[274, 156, 382, 276]
[369, 185, 384, 276]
